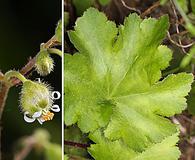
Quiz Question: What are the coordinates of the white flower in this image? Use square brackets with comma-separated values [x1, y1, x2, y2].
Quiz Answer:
[24, 105, 60, 124]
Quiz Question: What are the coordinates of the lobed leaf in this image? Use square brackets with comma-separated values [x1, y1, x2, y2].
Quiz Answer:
[65, 8, 193, 159]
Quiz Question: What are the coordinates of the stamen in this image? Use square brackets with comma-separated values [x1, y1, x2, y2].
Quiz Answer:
[41, 111, 54, 121]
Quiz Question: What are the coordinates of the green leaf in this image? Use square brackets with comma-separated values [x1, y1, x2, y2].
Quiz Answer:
[88, 131, 180, 160]
[65, 8, 193, 159]
[104, 73, 192, 152]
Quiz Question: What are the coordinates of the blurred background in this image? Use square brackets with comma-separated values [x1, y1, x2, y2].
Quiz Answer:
[0, 0, 62, 159]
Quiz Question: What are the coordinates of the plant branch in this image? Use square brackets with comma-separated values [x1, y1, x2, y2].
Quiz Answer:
[172, 0, 190, 23]
[141, 1, 160, 18]
[0, 82, 10, 160]
[167, 31, 195, 48]
[42, 36, 61, 49]
[170, 0, 187, 53]
[0, 82, 10, 120]
[11, 57, 36, 86]
[68, 155, 91, 160]
[121, 0, 141, 14]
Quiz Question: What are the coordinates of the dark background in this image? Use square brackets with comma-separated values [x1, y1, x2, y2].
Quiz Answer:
[0, 0, 62, 159]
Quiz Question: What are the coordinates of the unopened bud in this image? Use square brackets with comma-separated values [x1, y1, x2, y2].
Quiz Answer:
[20, 80, 53, 115]
[35, 49, 54, 76]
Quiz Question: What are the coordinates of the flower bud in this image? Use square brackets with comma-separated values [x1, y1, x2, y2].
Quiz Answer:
[35, 49, 54, 76]
[20, 80, 53, 116]
[20, 80, 60, 124]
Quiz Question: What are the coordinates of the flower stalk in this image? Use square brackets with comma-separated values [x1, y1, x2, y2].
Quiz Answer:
[4, 70, 27, 84]
[47, 48, 62, 57]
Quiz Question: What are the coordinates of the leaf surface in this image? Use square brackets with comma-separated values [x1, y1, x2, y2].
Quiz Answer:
[65, 8, 193, 159]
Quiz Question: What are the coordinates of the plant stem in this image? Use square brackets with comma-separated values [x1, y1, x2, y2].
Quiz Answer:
[172, 0, 190, 24]
[4, 71, 27, 84]
[14, 136, 36, 160]
[64, 140, 90, 149]
[141, 1, 160, 18]
[42, 36, 61, 49]
[0, 34, 61, 159]
[0, 82, 10, 160]
[47, 48, 62, 57]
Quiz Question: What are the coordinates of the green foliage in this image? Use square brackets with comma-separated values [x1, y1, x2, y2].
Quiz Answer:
[65, 8, 193, 159]
[89, 131, 180, 160]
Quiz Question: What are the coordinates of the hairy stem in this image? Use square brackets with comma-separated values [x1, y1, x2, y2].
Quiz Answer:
[0, 82, 10, 159]
[0, 35, 61, 158]
[4, 71, 27, 84]
[47, 48, 62, 57]
[42, 36, 61, 49]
